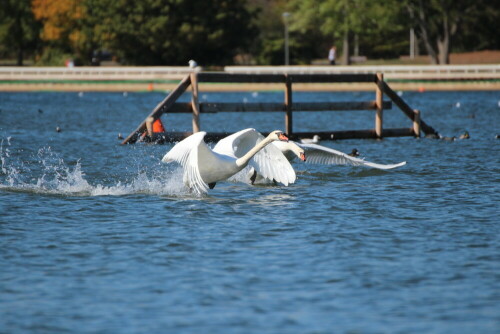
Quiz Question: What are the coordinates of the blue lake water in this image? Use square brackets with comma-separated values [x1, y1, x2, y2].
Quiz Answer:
[1, 90, 499, 333]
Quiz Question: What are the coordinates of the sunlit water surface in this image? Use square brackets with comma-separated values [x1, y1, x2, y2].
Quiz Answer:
[1, 90, 499, 333]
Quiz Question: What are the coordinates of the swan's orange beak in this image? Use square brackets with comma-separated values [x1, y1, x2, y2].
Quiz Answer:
[278, 133, 289, 142]
[300, 152, 306, 161]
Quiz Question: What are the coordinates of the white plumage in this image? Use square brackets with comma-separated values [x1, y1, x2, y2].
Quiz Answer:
[161, 128, 295, 194]
[273, 141, 406, 170]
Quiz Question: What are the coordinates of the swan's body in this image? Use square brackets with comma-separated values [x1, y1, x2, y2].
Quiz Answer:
[161, 128, 293, 194]
[273, 141, 406, 170]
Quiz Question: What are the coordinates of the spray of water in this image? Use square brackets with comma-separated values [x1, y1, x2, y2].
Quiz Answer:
[0, 138, 191, 197]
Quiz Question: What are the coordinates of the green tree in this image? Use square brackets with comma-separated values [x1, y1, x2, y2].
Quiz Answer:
[89, 0, 257, 66]
[0, 0, 41, 65]
[404, 0, 499, 64]
[289, 0, 404, 65]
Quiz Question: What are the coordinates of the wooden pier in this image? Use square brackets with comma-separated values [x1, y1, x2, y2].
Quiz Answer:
[121, 72, 438, 144]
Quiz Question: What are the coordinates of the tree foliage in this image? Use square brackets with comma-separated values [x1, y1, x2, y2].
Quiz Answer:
[0, 0, 498, 66]
[405, 0, 500, 64]
[88, 0, 258, 66]
[0, 0, 40, 65]
[32, 0, 92, 64]
[288, 0, 405, 64]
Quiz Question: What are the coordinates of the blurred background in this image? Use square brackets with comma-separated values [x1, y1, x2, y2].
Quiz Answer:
[1, 0, 499, 68]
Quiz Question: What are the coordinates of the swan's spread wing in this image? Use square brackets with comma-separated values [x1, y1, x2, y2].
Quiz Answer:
[212, 128, 259, 158]
[249, 143, 296, 185]
[161, 132, 209, 194]
[214, 128, 296, 186]
[299, 143, 406, 170]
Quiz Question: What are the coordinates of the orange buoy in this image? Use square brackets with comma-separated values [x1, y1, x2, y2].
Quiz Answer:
[152, 118, 165, 133]
[418, 86, 425, 93]
[148, 83, 154, 91]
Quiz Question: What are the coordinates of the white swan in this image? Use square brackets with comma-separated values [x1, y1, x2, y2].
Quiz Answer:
[273, 141, 406, 170]
[161, 128, 294, 194]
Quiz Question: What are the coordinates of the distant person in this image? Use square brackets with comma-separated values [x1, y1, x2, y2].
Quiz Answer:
[328, 46, 336, 65]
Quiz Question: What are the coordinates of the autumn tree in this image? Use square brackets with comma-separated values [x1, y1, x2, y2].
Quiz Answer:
[32, 0, 91, 64]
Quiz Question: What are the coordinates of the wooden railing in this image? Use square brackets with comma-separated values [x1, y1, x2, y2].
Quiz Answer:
[2, 65, 498, 80]
[224, 64, 500, 79]
[121, 72, 438, 144]
[0, 66, 199, 81]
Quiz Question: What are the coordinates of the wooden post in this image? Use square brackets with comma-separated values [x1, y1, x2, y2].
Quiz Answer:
[375, 73, 384, 138]
[379, 80, 439, 136]
[121, 74, 191, 144]
[145, 117, 154, 137]
[191, 72, 200, 133]
[413, 109, 421, 137]
[285, 75, 293, 135]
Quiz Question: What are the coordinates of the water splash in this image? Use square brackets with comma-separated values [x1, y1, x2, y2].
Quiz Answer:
[0, 139, 189, 197]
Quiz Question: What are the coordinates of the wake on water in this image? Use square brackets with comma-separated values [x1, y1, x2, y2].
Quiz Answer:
[0, 137, 190, 197]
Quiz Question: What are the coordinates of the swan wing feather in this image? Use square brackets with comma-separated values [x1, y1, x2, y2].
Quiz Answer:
[161, 132, 209, 194]
[298, 143, 406, 170]
[249, 142, 296, 185]
[212, 128, 259, 158]
[214, 128, 296, 186]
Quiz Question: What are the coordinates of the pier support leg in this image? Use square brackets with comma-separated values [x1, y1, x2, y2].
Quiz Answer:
[285, 76, 293, 135]
[191, 73, 200, 133]
[375, 73, 384, 138]
[145, 117, 154, 138]
[413, 109, 421, 138]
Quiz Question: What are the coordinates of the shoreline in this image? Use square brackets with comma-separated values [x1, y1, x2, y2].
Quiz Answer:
[1, 64, 499, 92]
[2, 81, 499, 92]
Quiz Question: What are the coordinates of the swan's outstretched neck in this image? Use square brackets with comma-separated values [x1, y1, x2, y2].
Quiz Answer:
[235, 136, 274, 168]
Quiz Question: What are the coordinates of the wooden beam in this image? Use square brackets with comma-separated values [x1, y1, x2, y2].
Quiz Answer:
[291, 128, 415, 140]
[198, 72, 285, 83]
[378, 78, 439, 136]
[151, 127, 416, 143]
[375, 73, 384, 138]
[169, 101, 392, 113]
[191, 73, 200, 133]
[293, 101, 392, 111]
[201, 103, 284, 112]
[169, 103, 193, 113]
[197, 72, 376, 83]
[121, 74, 191, 144]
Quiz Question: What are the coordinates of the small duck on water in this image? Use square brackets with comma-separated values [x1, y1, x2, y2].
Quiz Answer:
[348, 148, 360, 157]
[425, 131, 470, 141]
[458, 131, 470, 140]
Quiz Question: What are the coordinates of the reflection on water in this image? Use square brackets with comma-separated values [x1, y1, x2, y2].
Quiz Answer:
[246, 193, 295, 207]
